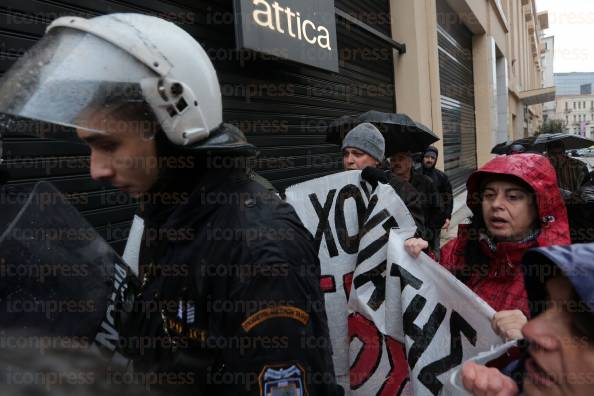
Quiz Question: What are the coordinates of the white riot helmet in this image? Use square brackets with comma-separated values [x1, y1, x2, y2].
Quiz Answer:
[0, 14, 250, 152]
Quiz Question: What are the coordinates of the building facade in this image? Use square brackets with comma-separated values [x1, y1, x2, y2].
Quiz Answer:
[391, 0, 550, 192]
[541, 36, 555, 122]
[546, 73, 594, 138]
[548, 96, 594, 138]
[555, 72, 594, 96]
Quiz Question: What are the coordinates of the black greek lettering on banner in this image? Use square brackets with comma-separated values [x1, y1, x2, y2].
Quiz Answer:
[309, 189, 338, 257]
[353, 219, 397, 311]
[417, 311, 477, 395]
[356, 216, 397, 265]
[353, 261, 387, 311]
[358, 196, 383, 240]
[390, 263, 423, 292]
[334, 184, 366, 254]
[403, 295, 447, 370]
[359, 181, 372, 200]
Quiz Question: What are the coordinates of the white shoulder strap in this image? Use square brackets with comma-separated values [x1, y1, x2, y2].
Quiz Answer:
[122, 214, 145, 277]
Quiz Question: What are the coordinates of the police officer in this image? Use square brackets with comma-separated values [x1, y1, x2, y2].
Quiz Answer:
[0, 14, 339, 395]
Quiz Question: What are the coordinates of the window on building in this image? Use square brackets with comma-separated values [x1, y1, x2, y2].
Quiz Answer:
[574, 102, 577, 109]
[574, 115, 577, 123]
[566, 102, 569, 110]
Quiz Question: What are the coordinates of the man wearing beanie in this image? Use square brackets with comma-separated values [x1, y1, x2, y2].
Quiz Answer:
[421, 146, 453, 259]
[341, 123, 429, 252]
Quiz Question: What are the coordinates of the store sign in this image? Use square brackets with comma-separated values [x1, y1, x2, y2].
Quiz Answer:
[234, 0, 339, 72]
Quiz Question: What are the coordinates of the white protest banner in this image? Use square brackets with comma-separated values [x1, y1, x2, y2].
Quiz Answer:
[445, 340, 519, 395]
[285, 170, 416, 391]
[361, 229, 505, 396]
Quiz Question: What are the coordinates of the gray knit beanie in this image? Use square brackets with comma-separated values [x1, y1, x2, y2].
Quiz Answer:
[341, 123, 385, 161]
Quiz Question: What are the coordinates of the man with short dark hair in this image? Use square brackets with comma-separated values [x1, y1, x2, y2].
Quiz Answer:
[420, 146, 452, 258]
[390, 150, 445, 256]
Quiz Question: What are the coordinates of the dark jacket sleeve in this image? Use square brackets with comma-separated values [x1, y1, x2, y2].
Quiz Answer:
[581, 162, 591, 186]
[210, 211, 342, 396]
[439, 171, 454, 219]
[426, 176, 446, 229]
[385, 174, 428, 240]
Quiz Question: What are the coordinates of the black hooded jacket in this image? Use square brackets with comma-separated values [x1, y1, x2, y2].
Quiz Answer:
[116, 162, 340, 395]
[421, 147, 453, 222]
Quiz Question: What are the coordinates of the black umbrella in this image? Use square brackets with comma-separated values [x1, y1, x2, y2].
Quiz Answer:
[491, 136, 537, 155]
[326, 110, 440, 155]
[531, 133, 594, 152]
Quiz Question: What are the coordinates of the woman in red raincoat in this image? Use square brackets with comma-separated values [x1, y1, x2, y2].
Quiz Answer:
[440, 154, 571, 340]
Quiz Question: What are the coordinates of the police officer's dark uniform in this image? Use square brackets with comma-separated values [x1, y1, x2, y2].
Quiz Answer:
[0, 12, 341, 396]
[116, 126, 341, 395]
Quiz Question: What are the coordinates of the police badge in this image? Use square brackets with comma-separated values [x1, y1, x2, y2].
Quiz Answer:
[259, 364, 306, 396]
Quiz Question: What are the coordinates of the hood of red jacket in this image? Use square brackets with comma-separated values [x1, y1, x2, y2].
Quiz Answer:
[465, 153, 570, 247]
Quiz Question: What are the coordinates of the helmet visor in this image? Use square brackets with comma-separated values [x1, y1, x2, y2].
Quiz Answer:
[0, 28, 159, 141]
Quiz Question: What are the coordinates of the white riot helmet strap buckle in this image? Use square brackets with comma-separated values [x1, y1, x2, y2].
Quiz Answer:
[141, 77, 211, 146]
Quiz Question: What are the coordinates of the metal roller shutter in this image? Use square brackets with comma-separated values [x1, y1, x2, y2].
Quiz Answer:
[436, 0, 477, 194]
[0, 0, 396, 252]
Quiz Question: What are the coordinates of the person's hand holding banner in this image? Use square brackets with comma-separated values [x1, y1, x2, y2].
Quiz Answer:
[285, 170, 416, 390]
[285, 171, 508, 395]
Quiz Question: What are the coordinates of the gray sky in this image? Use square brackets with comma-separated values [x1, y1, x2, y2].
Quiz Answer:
[536, 0, 594, 73]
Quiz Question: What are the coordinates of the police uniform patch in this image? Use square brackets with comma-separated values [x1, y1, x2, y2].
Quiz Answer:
[177, 300, 196, 324]
[259, 364, 306, 396]
[242, 306, 310, 332]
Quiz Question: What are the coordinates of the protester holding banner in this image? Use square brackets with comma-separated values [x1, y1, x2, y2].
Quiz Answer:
[390, 149, 445, 255]
[341, 123, 429, 252]
[0, 14, 340, 395]
[433, 154, 570, 339]
[461, 242, 594, 396]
